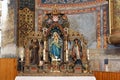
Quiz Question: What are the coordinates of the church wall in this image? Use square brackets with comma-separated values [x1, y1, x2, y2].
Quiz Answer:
[1, 0, 17, 57]
[67, 12, 97, 48]
[89, 49, 120, 72]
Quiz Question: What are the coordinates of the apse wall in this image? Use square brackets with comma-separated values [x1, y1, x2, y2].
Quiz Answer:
[89, 49, 120, 72]
[68, 12, 97, 48]
[0, 0, 17, 57]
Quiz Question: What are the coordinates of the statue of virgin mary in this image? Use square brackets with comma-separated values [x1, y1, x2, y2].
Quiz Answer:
[50, 32, 62, 59]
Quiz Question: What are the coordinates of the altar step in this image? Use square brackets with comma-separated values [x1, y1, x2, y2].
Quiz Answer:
[18, 72, 93, 76]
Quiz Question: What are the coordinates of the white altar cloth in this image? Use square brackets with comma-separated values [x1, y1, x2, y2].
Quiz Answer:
[15, 76, 96, 80]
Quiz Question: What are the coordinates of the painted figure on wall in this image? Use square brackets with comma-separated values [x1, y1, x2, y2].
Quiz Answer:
[50, 32, 62, 59]
[29, 39, 39, 65]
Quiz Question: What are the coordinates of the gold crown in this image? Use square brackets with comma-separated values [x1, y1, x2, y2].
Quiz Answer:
[52, 4, 59, 15]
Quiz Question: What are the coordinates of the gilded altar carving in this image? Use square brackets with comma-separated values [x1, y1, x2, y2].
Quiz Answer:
[23, 8, 89, 74]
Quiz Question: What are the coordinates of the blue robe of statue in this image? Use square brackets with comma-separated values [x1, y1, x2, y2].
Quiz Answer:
[50, 41, 61, 59]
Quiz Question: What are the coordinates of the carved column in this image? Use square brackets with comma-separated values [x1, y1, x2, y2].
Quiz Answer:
[103, 6, 108, 48]
[43, 36, 48, 62]
[109, 0, 120, 44]
[64, 28, 69, 62]
[38, 13, 43, 31]
[42, 28, 48, 62]
[97, 9, 101, 48]
[64, 36, 68, 62]
[25, 48, 30, 66]
[24, 37, 30, 66]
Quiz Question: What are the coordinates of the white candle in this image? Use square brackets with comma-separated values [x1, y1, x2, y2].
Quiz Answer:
[39, 61, 43, 66]
[65, 40, 68, 61]
[20, 52, 24, 61]
[21, 57, 24, 61]
[44, 41, 46, 49]
[43, 49, 45, 60]
[43, 40, 46, 61]
[19, 47, 24, 61]
[105, 64, 109, 71]
[66, 49, 68, 61]
[87, 49, 89, 60]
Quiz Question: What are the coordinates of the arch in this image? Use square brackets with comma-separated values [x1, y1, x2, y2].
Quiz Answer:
[46, 22, 66, 37]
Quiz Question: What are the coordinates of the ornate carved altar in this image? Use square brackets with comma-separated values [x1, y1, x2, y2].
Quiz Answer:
[22, 8, 90, 75]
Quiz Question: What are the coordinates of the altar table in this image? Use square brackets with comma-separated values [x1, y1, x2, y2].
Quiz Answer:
[15, 76, 96, 80]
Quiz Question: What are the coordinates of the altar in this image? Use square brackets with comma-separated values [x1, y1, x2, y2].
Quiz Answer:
[17, 7, 90, 76]
[15, 76, 96, 80]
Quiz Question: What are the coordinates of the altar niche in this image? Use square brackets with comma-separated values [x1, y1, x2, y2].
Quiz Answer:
[21, 8, 90, 75]
[42, 21, 68, 72]
[48, 29, 63, 61]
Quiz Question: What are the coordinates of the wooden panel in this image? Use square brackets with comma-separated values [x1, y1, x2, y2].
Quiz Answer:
[93, 71, 120, 80]
[0, 58, 17, 80]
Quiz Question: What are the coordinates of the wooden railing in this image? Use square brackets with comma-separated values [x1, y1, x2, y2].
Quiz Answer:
[0, 58, 17, 80]
[93, 71, 120, 80]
